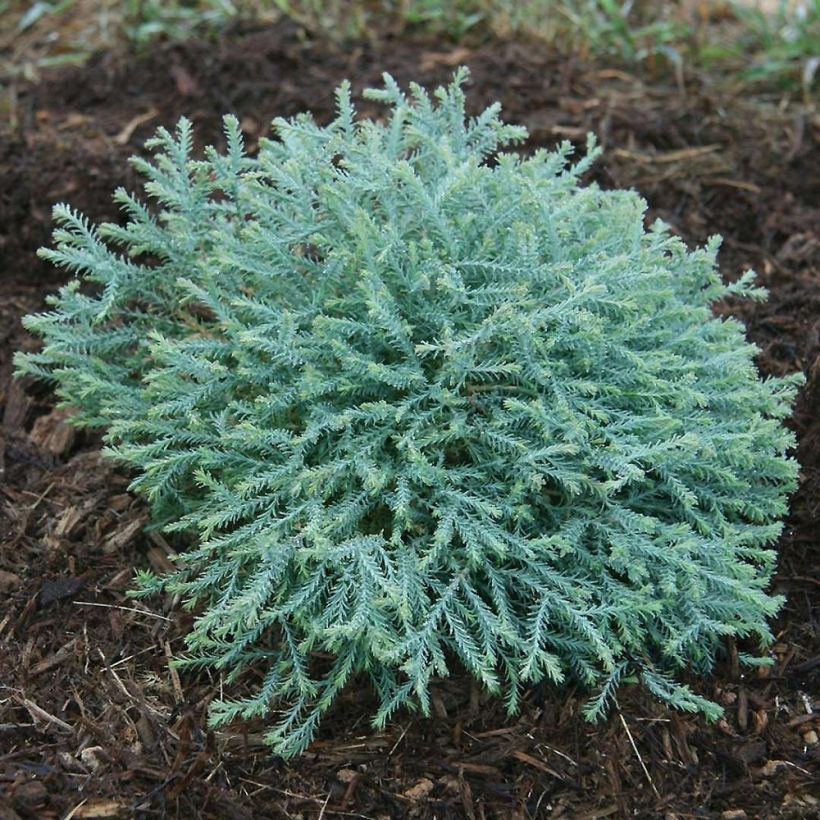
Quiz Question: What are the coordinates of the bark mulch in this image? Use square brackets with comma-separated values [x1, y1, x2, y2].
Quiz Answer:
[1, 21, 818, 819]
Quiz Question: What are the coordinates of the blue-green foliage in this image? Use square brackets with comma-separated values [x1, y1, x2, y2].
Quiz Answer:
[16, 70, 802, 757]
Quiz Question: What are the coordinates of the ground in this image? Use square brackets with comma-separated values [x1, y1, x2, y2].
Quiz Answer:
[0, 19, 818, 820]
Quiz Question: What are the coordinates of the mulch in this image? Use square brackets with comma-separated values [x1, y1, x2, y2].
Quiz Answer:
[0, 21, 818, 819]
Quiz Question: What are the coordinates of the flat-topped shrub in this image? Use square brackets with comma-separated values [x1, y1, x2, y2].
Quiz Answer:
[16, 70, 802, 757]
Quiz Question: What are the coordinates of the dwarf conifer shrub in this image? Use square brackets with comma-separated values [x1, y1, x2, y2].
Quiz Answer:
[16, 70, 802, 758]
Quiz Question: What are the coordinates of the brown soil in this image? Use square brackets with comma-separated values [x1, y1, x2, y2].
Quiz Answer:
[1, 22, 818, 820]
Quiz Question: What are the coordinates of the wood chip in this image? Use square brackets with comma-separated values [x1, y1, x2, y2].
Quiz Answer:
[165, 641, 184, 702]
[450, 761, 502, 777]
[752, 709, 769, 735]
[145, 546, 176, 575]
[402, 778, 434, 801]
[79, 746, 108, 772]
[336, 768, 358, 783]
[102, 515, 148, 554]
[511, 750, 565, 780]
[58, 751, 87, 773]
[2, 382, 31, 429]
[737, 688, 749, 731]
[28, 408, 76, 455]
[473, 726, 518, 738]
[54, 504, 89, 540]
[108, 493, 133, 512]
[786, 713, 817, 728]
[430, 689, 448, 719]
[0, 570, 21, 593]
[30, 639, 75, 677]
[759, 759, 788, 777]
[419, 46, 472, 72]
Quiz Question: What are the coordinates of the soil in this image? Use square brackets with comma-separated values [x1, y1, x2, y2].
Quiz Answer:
[1, 21, 818, 820]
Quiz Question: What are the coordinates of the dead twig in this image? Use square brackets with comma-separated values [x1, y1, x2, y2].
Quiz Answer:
[617, 705, 660, 800]
[113, 108, 160, 145]
[19, 696, 73, 733]
[74, 600, 171, 621]
[510, 750, 567, 782]
[613, 144, 721, 164]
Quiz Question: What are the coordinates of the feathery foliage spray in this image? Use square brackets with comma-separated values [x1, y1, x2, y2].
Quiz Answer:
[16, 70, 802, 757]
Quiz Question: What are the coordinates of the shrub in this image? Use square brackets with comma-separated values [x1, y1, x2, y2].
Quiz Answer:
[16, 70, 802, 757]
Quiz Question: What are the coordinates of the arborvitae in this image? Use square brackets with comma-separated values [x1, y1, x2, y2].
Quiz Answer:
[16, 70, 802, 758]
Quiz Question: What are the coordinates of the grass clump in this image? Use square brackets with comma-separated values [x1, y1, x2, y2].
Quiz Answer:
[726, 1, 819, 99]
[16, 71, 801, 757]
